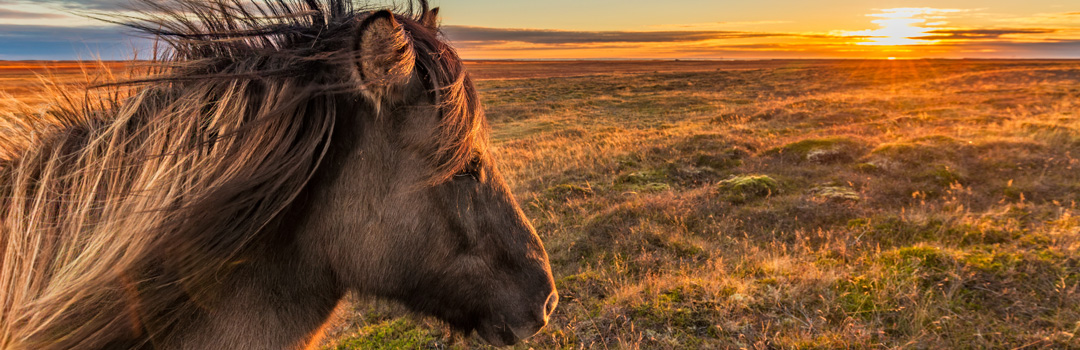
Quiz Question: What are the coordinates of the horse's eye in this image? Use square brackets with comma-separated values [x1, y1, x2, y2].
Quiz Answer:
[455, 158, 482, 181]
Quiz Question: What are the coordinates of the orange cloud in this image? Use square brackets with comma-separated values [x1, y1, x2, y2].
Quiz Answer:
[914, 28, 1060, 40]
[844, 8, 968, 46]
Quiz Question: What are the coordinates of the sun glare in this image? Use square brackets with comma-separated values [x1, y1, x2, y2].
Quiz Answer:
[849, 8, 962, 46]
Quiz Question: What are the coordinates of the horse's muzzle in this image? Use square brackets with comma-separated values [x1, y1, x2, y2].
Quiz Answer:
[476, 289, 558, 347]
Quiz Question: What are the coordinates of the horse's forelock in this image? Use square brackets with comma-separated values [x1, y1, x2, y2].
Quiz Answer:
[403, 19, 487, 184]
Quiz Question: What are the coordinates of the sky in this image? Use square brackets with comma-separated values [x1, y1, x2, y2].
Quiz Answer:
[0, 0, 1078, 60]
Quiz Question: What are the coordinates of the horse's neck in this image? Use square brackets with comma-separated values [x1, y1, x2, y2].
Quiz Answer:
[161, 239, 345, 349]
[156, 112, 366, 349]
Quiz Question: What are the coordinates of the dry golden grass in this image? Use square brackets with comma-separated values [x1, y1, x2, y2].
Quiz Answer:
[3, 60, 1079, 349]
[0, 61, 130, 104]
[328, 60, 1080, 350]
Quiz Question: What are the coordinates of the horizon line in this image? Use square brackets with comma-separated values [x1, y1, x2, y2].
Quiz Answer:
[4, 57, 1080, 63]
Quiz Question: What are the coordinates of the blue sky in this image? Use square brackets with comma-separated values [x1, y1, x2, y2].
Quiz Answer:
[1, 0, 1078, 60]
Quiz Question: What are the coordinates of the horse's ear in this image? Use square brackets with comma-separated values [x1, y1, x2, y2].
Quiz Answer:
[421, 7, 440, 30]
[355, 10, 416, 103]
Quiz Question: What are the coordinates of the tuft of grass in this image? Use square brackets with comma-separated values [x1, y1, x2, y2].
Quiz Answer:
[615, 168, 674, 193]
[545, 183, 594, 199]
[1020, 122, 1080, 148]
[810, 184, 861, 203]
[866, 141, 956, 171]
[765, 136, 867, 163]
[716, 175, 780, 203]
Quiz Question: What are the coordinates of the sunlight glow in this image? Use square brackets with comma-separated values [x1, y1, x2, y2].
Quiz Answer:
[1, 3, 1078, 60]
[0, 4, 139, 27]
[848, 8, 964, 46]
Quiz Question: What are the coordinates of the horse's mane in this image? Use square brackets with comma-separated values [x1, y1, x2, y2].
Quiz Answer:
[0, 1, 483, 348]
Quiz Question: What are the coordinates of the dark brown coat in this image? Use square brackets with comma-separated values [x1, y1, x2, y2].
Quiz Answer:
[0, 1, 556, 348]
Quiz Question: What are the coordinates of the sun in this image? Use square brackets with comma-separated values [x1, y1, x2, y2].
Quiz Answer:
[848, 8, 960, 46]
[861, 17, 930, 46]
[888, 57, 897, 60]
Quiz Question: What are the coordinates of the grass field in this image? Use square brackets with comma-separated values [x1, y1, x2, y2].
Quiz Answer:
[4, 60, 1080, 349]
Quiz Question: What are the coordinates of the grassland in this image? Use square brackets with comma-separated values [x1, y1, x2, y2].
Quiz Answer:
[4, 60, 1079, 349]
[326, 60, 1080, 349]
[0, 61, 131, 104]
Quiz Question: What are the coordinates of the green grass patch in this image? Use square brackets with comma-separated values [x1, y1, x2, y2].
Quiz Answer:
[327, 319, 438, 350]
[546, 183, 594, 199]
[765, 136, 867, 163]
[717, 175, 780, 204]
[615, 169, 673, 193]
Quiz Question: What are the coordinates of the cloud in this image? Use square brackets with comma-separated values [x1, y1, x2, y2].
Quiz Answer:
[867, 7, 968, 18]
[0, 8, 65, 18]
[2, 0, 128, 11]
[441, 25, 825, 45]
[931, 39, 1080, 58]
[0, 24, 148, 60]
[0, 24, 123, 41]
[648, 20, 793, 29]
[914, 28, 1061, 40]
[844, 8, 976, 46]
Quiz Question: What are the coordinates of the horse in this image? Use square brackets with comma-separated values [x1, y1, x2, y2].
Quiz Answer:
[0, 1, 557, 348]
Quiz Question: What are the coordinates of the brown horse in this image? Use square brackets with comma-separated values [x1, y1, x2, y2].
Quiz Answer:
[0, 1, 556, 348]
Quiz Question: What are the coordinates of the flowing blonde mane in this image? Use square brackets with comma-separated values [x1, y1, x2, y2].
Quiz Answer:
[0, 1, 482, 348]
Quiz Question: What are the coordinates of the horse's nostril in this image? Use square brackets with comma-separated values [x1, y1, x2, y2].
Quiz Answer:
[543, 291, 558, 320]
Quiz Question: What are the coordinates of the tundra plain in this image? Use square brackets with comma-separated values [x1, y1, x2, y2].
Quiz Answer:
[3, 60, 1079, 349]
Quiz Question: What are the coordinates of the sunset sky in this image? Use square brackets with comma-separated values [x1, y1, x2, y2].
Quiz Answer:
[0, 0, 1078, 60]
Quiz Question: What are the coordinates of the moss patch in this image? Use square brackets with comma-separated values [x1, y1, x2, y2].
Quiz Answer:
[717, 175, 781, 204]
[616, 169, 673, 193]
[865, 136, 963, 171]
[765, 136, 867, 163]
[546, 183, 595, 199]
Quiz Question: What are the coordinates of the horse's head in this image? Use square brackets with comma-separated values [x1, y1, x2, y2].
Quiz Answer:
[300, 8, 556, 346]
